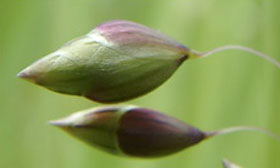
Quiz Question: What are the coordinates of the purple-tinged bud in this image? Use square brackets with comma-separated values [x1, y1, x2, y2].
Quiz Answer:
[17, 20, 191, 103]
[17, 20, 280, 102]
[50, 106, 280, 158]
[50, 106, 205, 158]
[18, 21, 192, 103]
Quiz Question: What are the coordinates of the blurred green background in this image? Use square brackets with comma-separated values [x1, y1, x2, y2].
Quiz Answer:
[1, 0, 280, 167]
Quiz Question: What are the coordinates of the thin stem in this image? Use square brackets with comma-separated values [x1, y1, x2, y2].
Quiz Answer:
[205, 126, 280, 143]
[191, 45, 280, 69]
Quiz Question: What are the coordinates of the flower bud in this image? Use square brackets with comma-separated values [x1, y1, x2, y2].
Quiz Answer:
[17, 20, 190, 103]
[50, 106, 205, 158]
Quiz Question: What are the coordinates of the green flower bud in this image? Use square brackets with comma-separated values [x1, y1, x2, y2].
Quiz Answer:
[18, 20, 280, 102]
[17, 20, 191, 103]
[50, 106, 205, 158]
[50, 106, 280, 158]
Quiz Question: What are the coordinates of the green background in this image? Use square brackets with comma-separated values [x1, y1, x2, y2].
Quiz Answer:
[1, 0, 279, 167]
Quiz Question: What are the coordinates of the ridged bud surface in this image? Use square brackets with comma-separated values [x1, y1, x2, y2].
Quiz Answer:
[118, 108, 205, 157]
[50, 106, 205, 158]
[18, 20, 190, 103]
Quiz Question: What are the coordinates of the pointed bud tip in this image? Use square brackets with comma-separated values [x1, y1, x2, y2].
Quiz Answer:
[48, 112, 82, 127]
[17, 68, 35, 81]
[16, 70, 28, 79]
[222, 159, 241, 168]
[48, 120, 68, 127]
[17, 66, 41, 84]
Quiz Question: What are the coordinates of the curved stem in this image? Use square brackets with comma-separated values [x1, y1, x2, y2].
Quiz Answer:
[204, 126, 280, 143]
[191, 45, 280, 69]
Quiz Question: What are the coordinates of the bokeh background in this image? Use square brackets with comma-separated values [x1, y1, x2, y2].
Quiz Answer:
[1, 0, 280, 167]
